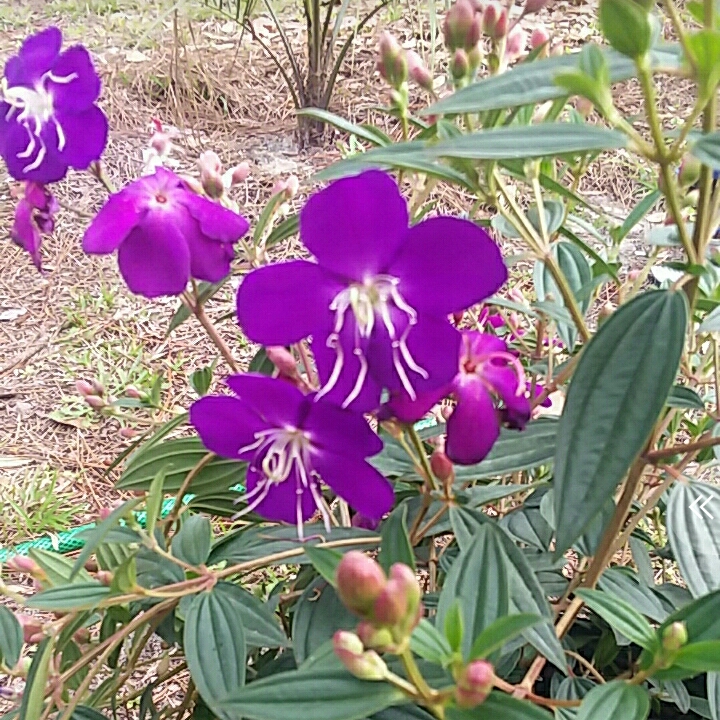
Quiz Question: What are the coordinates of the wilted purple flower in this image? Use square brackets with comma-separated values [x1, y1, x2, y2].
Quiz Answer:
[388, 331, 530, 465]
[83, 167, 249, 298]
[190, 373, 394, 536]
[236, 171, 507, 413]
[11, 181, 58, 270]
[0, 27, 108, 183]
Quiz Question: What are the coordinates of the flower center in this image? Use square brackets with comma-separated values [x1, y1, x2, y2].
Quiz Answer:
[235, 426, 331, 538]
[317, 274, 428, 407]
[2, 70, 77, 173]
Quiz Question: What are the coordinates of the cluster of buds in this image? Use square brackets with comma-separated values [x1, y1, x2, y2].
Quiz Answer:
[198, 151, 250, 201]
[377, 33, 434, 96]
[335, 552, 422, 656]
[271, 175, 300, 201]
[443, 0, 482, 82]
[332, 631, 389, 681]
[76, 378, 106, 411]
[141, 118, 178, 175]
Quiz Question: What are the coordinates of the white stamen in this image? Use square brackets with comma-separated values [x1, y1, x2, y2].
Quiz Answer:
[318, 274, 427, 405]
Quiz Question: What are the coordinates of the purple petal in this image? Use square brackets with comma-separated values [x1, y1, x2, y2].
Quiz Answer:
[465, 331, 506, 358]
[385, 384, 450, 424]
[190, 395, 266, 459]
[11, 200, 42, 270]
[117, 215, 191, 298]
[181, 215, 236, 283]
[4, 27, 62, 86]
[48, 46, 101, 111]
[390, 217, 508, 315]
[56, 105, 108, 169]
[226, 373, 306, 428]
[311, 321, 384, 413]
[313, 451, 394, 521]
[2, 121, 67, 183]
[304, 399, 383, 458]
[180, 191, 250, 243]
[82, 193, 140, 253]
[244, 465, 316, 525]
[236, 260, 340, 345]
[482, 363, 522, 405]
[446, 377, 500, 465]
[300, 170, 409, 279]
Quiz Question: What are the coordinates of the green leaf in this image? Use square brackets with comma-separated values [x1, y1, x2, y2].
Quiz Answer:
[424, 44, 681, 116]
[692, 131, 720, 170]
[410, 619, 453, 665]
[297, 108, 390, 146]
[469, 613, 542, 660]
[378, 504, 415, 573]
[436, 525, 509, 661]
[172, 514, 212, 566]
[265, 213, 299, 250]
[576, 681, 650, 720]
[685, 30, 720, 99]
[216, 667, 405, 720]
[446, 690, 552, 720]
[26, 583, 112, 611]
[597, 567, 667, 622]
[454, 418, 558, 481]
[0, 606, 22, 669]
[576, 589, 657, 650]
[667, 482, 720, 597]
[660, 589, 720, 644]
[611, 189, 661, 244]
[292, 579, 357, 664]
[709, 671, 720, 720]
[71, 498, 143, 579]
[190, 365, 215, 397]
[699, 305, 720, 332]
[674, 641, 720, 673]
[304, 545, 344, 586]
[554, 290, 688, 554]
[666, 385, 705, 409]
[184, 587, 247, 717]
[599, 0, 652, 58]
[444, 601, 464, 653]
[28, 549, 93, 587]
[118, 437, 246, 494]
[248, 346, 276, 376]
[18, 637, 53, 720]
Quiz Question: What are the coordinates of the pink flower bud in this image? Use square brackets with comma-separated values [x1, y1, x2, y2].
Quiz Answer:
[373, 563, 421, 629]
[452, 311, 465, 325]
[96, 570, 114, 586]
[450, 48, 470, 80]
[75, 380, 95, 397]
[84, 395, 106, 410]
[455, 660, 494, 708]
[377, 32, 408, 88]
[406, 50, 434, 92]
[150, 132, 171, 156]
[333, 631, 388, 680]
[483, 2, 507, 40]
[91, 379, 105, 396]
[550, 40, 564, 56]
[201, 170, 224, 199]
[225, 161, 250, 186]
[523, 0, 548, 14]
[430, 449, 454, 483]
[628, 269, 641, 282]
[530, 24, 550, 50]
[6, 555, 44, 578]
[443, 0, 481, 51]
[124, 386, 143, 399]
[198, 150, 222, 175]
[16, 613, 44, 644]
[285, 175, 299, 199]
[336, 551, 387, 615]
[356, 621, 396, 652]
[98, 507, 112, 520]
[504, 26, 527, 62]
[266, 346, 298, 377]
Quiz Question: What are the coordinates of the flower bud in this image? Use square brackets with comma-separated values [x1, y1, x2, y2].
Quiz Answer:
[452, 311, 465, 325]
[628, 269, 641, 282]
[336, 551, 387, 615]
[678, 156, 702, 188]
[91, 379, 105, 396]
[523, 0, 548, 14]
[124, 385, 143, 399]
[333, 631, 388, 680]
[530, 24, 550, 50]
[377, 32, 408, 88]
[285, 175, 299, 199]
[430, 449, 454, 483]
[150, 132, 172, 156]
[73, 627, 91, 644]
[84, 395, 106, 410]
[450, 48, 470, 80]
[373, 579, 409, 626]
[266, 346, 298, 378]
[356, 621, 396, 651]
[6, 555, 44, 578]
[598, 302, 614, 323]
[406, 50, 434, 92]
[201, 171, 224, 199]
[455, 660, 494, 708]
[483, 2, 507, 40]
[504, 26, 527, 63]
[75, 380, 95, 397]
[224, 161, 250, 188]
[96, 570, 114, 586]
[443, 0, 481, 52]
[198, 150, 222, 175]
[16, 613, 43, 644]
[662, 622, 688, 652]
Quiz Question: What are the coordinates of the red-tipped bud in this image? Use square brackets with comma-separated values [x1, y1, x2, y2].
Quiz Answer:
[356, 621, 396, 652]
[16, 614, 44, 644]
[336, 551, 387, 615]
[6, 555, 44, 579]
[505, 26, 527, 62]
[96, 570, 114, 586]
[224, 161, 251, 187]
[85, 395, 106, 410]
[530, 24, 550, 50]
[125, 386, 143, 399]
[523, 0, 548, 14]
[377, 32, 408, 88]
[333, 631, 388, 680]
[75, 380, 95, 397]
[455, 660, 494, 708]
[483, 2, 507, 39]
[443, 0, 481, 52]
[150, 132, 172, 156]
[98, 507, 112, 521]
[266, 346, 298, 378]
[406, 50, 434, 92]
[678, 156, 702, 188]
[373, 580, 409, 626]
[198, 150, 222, 175]
[450, 48, 470, 80]
[431, 449, 454, 483]
[452, 311, 465, 325]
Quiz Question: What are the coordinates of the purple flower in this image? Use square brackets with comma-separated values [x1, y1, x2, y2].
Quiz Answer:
[11, 181, 58, 270]
[236, 170, 507, 413]
[82, 167, 250, 298]
[190, 373, 394, 536]
[388, 331, 530, 465]
[0, 27, 108, 183]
